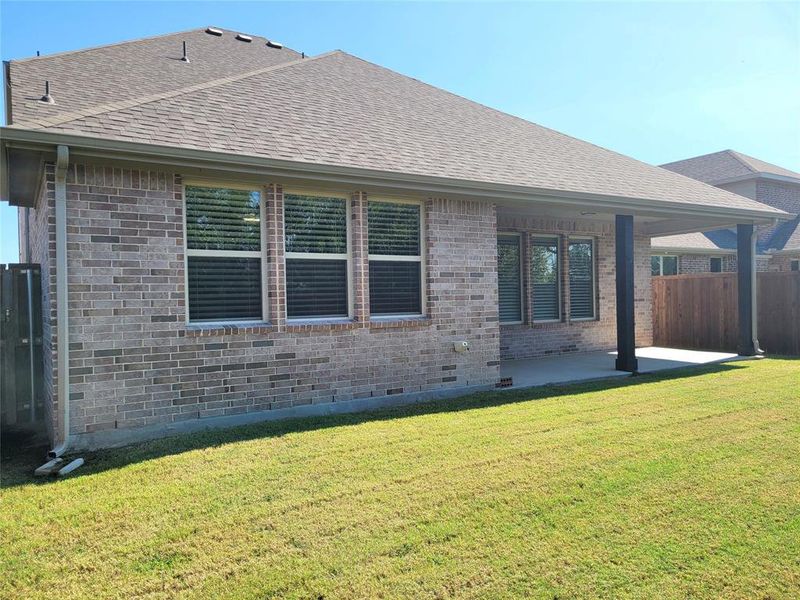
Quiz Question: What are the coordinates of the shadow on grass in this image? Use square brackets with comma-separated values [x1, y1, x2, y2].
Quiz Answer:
[0, 359, 766, 488]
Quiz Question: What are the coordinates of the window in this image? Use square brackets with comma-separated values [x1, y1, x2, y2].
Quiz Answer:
[368, 201, 423, 316]
[531, 237, 560, 321]
[569, 239, 595, 320]
[710, 257, 723, 273]
[285, 193, 349, 319]
[792, 260, 799, 272]
[185, 184, 263, 322]
[651, 255, 678, 276]
[497, 235, 522, 323]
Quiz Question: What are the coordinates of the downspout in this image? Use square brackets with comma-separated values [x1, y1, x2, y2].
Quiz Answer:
[48, 145, 70, 458]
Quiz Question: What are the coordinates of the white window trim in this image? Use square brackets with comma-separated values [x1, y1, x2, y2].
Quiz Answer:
[652, 254, 678, 276]
[368, 198, 426, 318]
[529, 234, 562, 324]
[568, 237, 597, 322]
[284, 190, 353, 321]
[497, 232, 524, 325]
[182, 180, 268, 325]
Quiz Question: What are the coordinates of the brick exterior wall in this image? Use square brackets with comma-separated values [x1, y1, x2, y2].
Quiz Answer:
[769, 254, 800, 272]
[755, 180, 800, 244]
[677, 254, 737, 274]
[498, 215, 653, 360]
[34, 161, 503, 445]
[676, 254, 770, 274]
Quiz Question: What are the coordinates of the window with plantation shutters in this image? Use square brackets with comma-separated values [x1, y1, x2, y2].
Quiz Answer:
[497, 235, 522, 323]
[368, 201, 423, 316]
[285, 193, 349, 318]
[531, 237, 561, 321]
[568, 239, 596, 320]
[185, 184, 264, 322]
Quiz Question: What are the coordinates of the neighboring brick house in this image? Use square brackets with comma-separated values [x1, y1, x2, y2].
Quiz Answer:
[0, 28, 786, 451]
[652, 150, 800, 274]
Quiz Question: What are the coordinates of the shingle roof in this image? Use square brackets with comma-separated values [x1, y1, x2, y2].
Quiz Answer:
[661, 150, 800, 184]
[7, 27, 301, 125]
[651, 230, 738, 252]
[653, 220, 800, 254]
[764, 217, 800, 253]
[5, 38, 787, 218]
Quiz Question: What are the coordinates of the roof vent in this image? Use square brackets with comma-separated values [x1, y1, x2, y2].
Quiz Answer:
[266, 40, 283, 49]
[236, 33, 253, 42]
[40, 80, 55, 104]
[205, 27, 223, 36]
[181, 41, 190, 63]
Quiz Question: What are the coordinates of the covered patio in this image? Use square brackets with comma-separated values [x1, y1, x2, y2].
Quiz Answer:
[500, 346, 741, 389]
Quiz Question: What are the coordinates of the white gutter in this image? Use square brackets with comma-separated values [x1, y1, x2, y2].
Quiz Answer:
[49, 144, 70, 458]
[650, 247, 738, 255]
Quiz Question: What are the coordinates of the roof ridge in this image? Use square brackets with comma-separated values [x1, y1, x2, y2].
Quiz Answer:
[8, 27, 210, 64]
[13, 51, 339, 131]
[725, 149, 759, 174]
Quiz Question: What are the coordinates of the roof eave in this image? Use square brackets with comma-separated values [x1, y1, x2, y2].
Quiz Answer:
[650, 245, 737, 255]
[0, 126, 789, 223]
[704, 172, 800, 187]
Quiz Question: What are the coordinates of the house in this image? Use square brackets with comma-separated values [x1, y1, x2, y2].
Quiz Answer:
[651, 150, 800, 274]
[0, 28, 787, 452]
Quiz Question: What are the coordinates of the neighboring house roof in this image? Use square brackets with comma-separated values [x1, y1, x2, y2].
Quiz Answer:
[661, 150, 800, 184]
[2, 29, 788, 221]
[651, 230, 738, 253]
[654, 150, 799, 254]
[764, 217, 800, 254]
[6, 27, 301, 126]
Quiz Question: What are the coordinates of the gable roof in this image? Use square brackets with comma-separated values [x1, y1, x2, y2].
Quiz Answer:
[6, 27, 301, 126]
[653, 219, 800, 255]
[764, 217, 800, 253]
[651, 230, 739, 253]
[3, 33, 788, 220]
[661, 150, 800, 184]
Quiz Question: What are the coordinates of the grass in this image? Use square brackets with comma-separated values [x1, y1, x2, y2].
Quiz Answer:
[1, 358, 799, 599]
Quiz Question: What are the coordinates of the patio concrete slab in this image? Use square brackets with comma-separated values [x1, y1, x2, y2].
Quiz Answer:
[500, 346, 740, 389]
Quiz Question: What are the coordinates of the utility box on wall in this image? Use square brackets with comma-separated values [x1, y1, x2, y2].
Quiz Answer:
[1, 263, 43, 429]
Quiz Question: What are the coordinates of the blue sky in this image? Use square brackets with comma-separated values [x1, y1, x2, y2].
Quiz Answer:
[1, 1, 798, 262]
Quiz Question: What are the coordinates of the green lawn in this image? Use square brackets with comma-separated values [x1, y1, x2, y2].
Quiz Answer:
[2, 359, 799, 599]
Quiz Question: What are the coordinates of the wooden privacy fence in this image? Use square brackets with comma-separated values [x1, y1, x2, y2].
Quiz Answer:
[652, 271, 800, 355]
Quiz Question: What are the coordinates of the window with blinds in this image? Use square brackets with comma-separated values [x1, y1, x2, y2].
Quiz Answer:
[531, 237, 560, 321]
[368, 201, 423, 315]
[285, 193, 349, 318]
[185, 185, 263, 322]
[497, 235, 522, 323]
[568, 239, 595, 320]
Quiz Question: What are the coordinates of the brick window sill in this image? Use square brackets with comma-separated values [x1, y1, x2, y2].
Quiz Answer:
[184, 322, 275, 337]
[369, 316, 432, 330]
[284, 318, 359, 332]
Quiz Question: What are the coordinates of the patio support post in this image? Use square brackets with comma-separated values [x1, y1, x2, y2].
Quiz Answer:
[736, 223, 760, 356]
[615, 214, 638, 372]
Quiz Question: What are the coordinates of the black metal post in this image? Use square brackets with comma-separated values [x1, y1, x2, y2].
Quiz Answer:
[615, 214, 638, 372]
[737, 224, 760, 356]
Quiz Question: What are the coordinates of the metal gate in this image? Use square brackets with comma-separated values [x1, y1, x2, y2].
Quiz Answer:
[1, 263, 43, 428]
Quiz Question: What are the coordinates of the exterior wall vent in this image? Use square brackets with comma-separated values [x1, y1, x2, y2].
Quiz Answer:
[266, 40, 283, 49]
[205, 27, 223, 36]
[236, 34, 253, 42]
